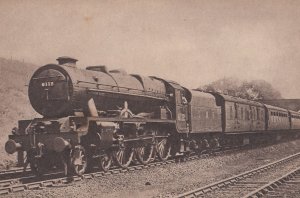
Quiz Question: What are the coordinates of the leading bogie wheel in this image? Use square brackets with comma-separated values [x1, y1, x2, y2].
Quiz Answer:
[156, 138, 171, 161]
[71, 146, 88, 176]
[29, 159, 46, 176]
[28, 151, 48, 176]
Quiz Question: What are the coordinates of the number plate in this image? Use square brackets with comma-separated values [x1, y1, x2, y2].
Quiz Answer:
[41, 82, 54, 87]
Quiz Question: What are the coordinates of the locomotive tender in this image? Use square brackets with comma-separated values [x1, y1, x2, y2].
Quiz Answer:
[5, 57, 300, 175]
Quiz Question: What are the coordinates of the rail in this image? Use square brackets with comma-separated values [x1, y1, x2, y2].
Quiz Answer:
[175, 152, 300, 198]
[242, 167, 300, 198]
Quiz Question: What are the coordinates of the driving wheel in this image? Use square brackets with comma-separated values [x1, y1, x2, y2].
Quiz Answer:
[71, 146, 88, 176]
[113, 146, 134, 168]
[156, 138, 171, 161]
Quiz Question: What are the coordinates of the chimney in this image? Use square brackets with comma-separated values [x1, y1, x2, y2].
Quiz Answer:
[56, 56, 78, 68]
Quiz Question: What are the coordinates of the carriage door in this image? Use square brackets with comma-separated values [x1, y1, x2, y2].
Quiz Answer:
[175, 89, 189, 132]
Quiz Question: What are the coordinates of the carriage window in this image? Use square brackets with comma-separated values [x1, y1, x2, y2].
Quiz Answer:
[246, 109, 249, 120]
[230, 106, 233, 120]
[241, 107, 244, 120]
[234, 103, 239, 119]
[206, 111, 209, 119]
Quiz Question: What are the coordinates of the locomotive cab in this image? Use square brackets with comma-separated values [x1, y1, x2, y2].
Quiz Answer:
[154, 78, 190, 133]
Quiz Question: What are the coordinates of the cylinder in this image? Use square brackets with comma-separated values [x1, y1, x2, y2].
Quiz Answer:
[5, 139, 21, 154]
[53, 137, 70, 152]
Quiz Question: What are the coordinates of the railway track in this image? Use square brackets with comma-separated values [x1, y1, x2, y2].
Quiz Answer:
[0, 167, 33, 183]
[245, 167, 300, 198]
[0, 167, 24, 176]
[0, 146, 245, 195]
[176, 152, 300, 198]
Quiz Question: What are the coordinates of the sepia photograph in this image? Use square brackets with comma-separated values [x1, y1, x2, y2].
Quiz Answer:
[1, 0, 300, 197]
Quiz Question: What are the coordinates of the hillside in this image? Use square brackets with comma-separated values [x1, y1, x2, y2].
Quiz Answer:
[0, 57, 39, 166]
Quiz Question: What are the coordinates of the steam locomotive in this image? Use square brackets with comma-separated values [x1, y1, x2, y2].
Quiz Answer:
[5, 57, 300, 175]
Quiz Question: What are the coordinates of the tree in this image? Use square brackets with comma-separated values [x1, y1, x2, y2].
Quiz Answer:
[198, 77, 282, 100]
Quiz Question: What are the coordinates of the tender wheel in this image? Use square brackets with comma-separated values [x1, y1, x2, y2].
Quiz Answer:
[99, 153, 112, 172]
[71, 146, 88, 176]
[113, 146, 134, 168]
[135, 142, 155, 165]
[156, 138, 171, 161]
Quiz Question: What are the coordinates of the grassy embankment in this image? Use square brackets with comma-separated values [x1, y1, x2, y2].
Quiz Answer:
[0, 58, 39, 168]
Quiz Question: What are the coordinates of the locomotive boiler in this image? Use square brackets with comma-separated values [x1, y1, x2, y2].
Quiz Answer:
[28, 56, 168, 118]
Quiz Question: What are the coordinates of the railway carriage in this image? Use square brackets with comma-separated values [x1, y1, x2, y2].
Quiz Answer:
[289, 110, 300, 130]
[213, 93, 265, 133]
[264, 104, 290, 131]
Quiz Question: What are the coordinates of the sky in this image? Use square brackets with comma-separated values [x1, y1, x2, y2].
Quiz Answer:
[0, 0, 300, 98]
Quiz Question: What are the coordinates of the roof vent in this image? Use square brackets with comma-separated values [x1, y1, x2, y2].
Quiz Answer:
[56, 56, 78, 68]
[86, 65, 108, 73]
